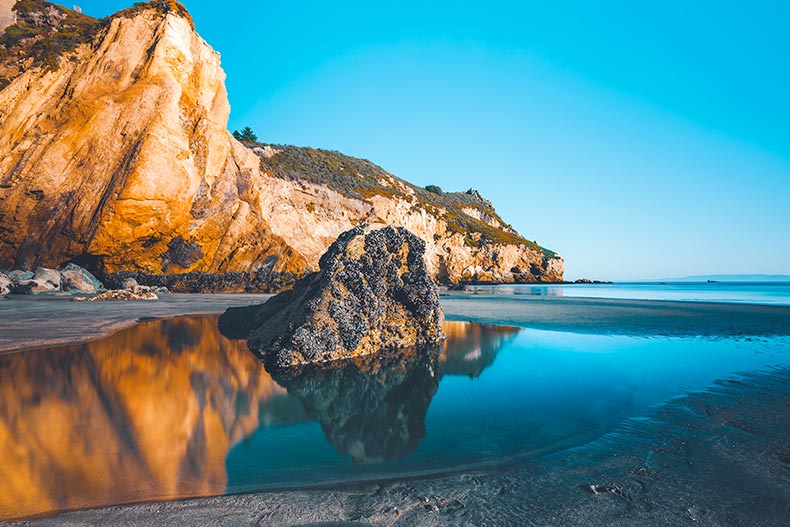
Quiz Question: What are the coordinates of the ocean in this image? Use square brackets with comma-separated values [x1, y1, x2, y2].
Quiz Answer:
[464, 281, 790, 305]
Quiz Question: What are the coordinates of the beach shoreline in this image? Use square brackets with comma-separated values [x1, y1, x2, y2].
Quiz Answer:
[2, 293, 790, 354]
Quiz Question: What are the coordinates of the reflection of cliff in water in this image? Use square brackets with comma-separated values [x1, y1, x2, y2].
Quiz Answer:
[0, 317, 520, 520]
[266, 321, 522, 463]
[0, 316, 290, 521]
[440, 321, 521, 378]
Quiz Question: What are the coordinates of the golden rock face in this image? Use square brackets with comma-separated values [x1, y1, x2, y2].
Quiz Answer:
[0, 7, 562, 285]
[0, 11, 303, 277]
[0, 0, 14, 32]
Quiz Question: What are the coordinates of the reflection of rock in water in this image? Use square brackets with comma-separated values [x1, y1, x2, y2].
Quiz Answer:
[439, 321, 521, 378]
[268, 347, 441, 463]
[0, 317, 286, 521]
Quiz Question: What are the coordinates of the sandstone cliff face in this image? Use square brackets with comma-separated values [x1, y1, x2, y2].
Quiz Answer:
[0, 2, 305, 280]
[0, 1, 563, 290]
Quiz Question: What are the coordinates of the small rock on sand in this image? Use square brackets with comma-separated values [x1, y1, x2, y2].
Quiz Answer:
[72, 287, 158, 302]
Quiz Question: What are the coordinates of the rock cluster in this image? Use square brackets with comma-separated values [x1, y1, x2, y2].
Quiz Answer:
[573, 278, 614, 284]
[221, 225, 446, 367]
[0, 264, 167, 300]
[0, 264, 104, 296]
[71, 277, 166, 301]
[72, 286, 159, 302]
[103, 269, 300, 294]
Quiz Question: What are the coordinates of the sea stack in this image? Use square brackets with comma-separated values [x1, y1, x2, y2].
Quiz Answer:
[221, 225, 446, 367]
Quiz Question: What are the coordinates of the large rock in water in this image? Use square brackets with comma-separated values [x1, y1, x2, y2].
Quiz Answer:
[221, 225, 446, 367]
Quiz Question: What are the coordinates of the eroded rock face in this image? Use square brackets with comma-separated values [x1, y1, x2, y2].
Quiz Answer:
[0, 0, 15, 33]
[0, 5, 305, 280]
[221, 225, 446, 367]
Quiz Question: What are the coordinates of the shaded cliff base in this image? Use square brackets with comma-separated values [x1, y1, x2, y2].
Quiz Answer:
[102, 270, 302, 294]
[12, 367, 790, 527]
[101, 270, 568, 294]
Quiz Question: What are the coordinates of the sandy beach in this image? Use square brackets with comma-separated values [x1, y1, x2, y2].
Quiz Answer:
[2, 293, 790, 354]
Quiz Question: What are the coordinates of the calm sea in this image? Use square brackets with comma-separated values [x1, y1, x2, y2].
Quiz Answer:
[464, 282, 790, 305]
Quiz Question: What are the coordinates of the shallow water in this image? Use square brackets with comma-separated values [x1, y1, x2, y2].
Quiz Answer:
[0, 315, 788, 520]
[465, 282, 790, 305]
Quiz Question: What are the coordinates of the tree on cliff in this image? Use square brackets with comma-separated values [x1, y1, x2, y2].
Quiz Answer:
[233, 126, 258, 142]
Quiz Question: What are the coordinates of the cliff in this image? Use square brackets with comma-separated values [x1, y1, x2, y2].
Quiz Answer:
[0, 1, 563, 291]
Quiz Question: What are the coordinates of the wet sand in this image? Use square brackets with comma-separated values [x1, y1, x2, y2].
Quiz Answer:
[440, 293, 790, 338]
[0, 294, 273, 353]
[9, 368, 789, 527]
[2, 293, 790, 354]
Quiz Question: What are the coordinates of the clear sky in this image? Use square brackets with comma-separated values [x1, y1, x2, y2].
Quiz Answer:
[80, 1, 789, 280]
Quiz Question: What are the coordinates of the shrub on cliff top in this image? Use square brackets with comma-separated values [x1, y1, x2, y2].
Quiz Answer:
[0, 0, 100, 71]
[233, 126, 258, 142]
[113, 1, 194, 29]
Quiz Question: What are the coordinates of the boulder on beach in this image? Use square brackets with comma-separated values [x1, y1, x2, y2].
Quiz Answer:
[61, 264, 105, 294]
[221, 224, 446, 367]
[121, 277, 139, 289]
[2, 264, 105, 295]
[7, 270, 33, 283]
[8, 267, 61, 294]
[32, 267, 62, 292]
[0, 273, 10, 296]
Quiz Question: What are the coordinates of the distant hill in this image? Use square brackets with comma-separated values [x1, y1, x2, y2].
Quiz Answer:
[653, 274, 790, 283]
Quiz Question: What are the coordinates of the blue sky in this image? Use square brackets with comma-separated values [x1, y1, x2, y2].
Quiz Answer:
[80, 1, 789, 280]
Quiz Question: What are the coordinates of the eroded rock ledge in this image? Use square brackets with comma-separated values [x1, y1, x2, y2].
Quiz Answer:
[220, 225, 446, 367]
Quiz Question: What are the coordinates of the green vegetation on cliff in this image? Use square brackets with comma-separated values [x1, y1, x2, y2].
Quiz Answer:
[256, 143, 554, 254]
[0, 0, 192, 87]
[113, 1, 193, 29]
[0, 0, 99, 73]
